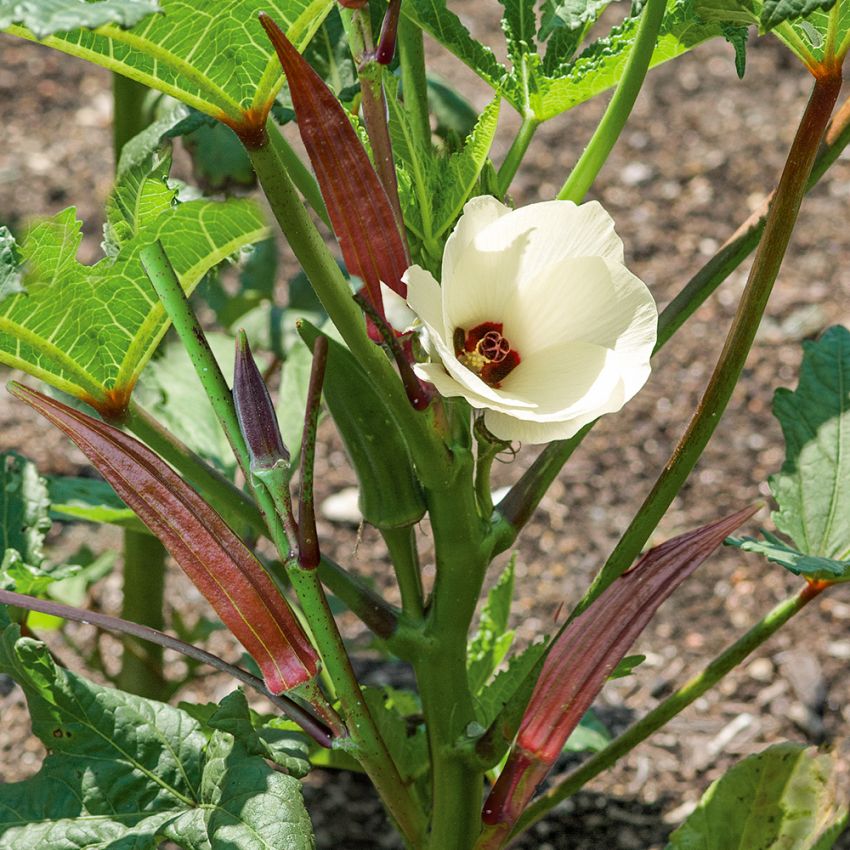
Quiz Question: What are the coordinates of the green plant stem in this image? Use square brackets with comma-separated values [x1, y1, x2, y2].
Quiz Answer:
[557, 0, 666, 202]
[510, 581, 826, 839]
[397, 15, 431, 150]
[125, 400, 400, 635]
[578, 70, 842, 613]
[246, 120, 453, 489]
[492, 86, 850, 558]
[140, 241, 425, 845]
[497, 116, 538, 197]
[658, 91, 850, 351]
[112, 74, 149, 159]
[381, 526, 425, 621]
[0, 587, 334, 745]
[115, 529, 168, 699]
[267, 122, 330, 227]
[413, 454, 492, 850]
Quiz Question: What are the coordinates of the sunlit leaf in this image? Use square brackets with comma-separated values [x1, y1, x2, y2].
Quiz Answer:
[468, 558, 516, 694]
[667, 744, 847, 850]
[0, 227, 24, 304]
[4, 0, 333, 123]
[0, 170, 267, 416]
[771, 326, 850, 561]
[0, 0, 160, 38]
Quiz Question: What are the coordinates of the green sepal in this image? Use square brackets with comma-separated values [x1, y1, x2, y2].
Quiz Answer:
[298, 322, 426, 530]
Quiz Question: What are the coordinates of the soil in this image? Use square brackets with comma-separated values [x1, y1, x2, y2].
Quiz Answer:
[2, 6, 850, 849]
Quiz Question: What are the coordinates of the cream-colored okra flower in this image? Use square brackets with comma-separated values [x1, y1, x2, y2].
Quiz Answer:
[404, 196, 658, 444]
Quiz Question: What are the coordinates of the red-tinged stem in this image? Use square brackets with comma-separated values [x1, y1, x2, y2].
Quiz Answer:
[577, 69, 842, 616]
[297, 336, 326, 569]
[139, 243, 425, 842]
[507, 581, 827, 843]
[353, 290, 432, 409]
[490, 88, 850, 560]
[0, 588, 335, 747]
[347, 8, 410, 259]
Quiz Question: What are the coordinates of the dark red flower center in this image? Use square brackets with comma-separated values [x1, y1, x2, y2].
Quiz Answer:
[453, 322, 521, 388]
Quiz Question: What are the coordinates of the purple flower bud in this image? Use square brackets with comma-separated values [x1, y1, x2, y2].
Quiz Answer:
[233, 330, 289, 471]
[376, 0, 401, 65]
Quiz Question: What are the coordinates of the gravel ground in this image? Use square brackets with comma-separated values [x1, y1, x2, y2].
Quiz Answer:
[2, 8, 850, 849]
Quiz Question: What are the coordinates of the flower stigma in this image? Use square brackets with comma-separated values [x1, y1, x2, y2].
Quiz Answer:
[453, 322, 521, 387]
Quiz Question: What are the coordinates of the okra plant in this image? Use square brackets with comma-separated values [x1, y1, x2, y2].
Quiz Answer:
[0, 0, 849, 847]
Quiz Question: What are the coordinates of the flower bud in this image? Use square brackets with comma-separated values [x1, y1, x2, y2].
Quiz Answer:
[376, 0, 401, 65]
[337, 0, 368, 8]
[233, 330, 289, 471]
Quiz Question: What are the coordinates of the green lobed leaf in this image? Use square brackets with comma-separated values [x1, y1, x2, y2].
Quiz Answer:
[468, 558, 516, 695]
[695, 0, 848, 68]
[0, 623, 315, 849]
[771, 326, 850, 562]
[500, 0, 538, 62]
[4, 0, 333, 122]
[729, 532, 850, 581]
[0, 226, 24, 303]
[47, 476, 147, 532]
[0, 618, 206, 847]
[0, 452, 51, 570]
[563, 708, 612, 753]
[104, 147, 175, 257]
[541, 0, 617, 69]
[540, 0, 617, 40]
[530, 0, 744, 121]
[389, 95, 500, 265]
[475, 639, 547, 728]
[204, 690, 311, 779]
[402, 0, 507, 90]
[666, 744, 847, 850]
[0, 549, 79, 597]
[760, 0, 837, 32]
[0, 166, 268, 413]
[362, 687, 428, 783]
[409, 0, 741, 121]
[0, 0, 160, 38]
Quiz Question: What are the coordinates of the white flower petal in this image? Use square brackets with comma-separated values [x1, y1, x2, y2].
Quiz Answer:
[482, 409, 589, 444]
[503, 255, 656, 357]
[414, 363, 495, 410]
[604, 260, 658, 360]
[380, 282, 417, 332]
[427, 331, 537, 409]
[474, 200, 625, 290]
[403, 265, 446, 341]
[402, 197, 656, 445]
[443, 228, 529, 331]
[501, 342, 623, 419]
[442, 196, 511, 282]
